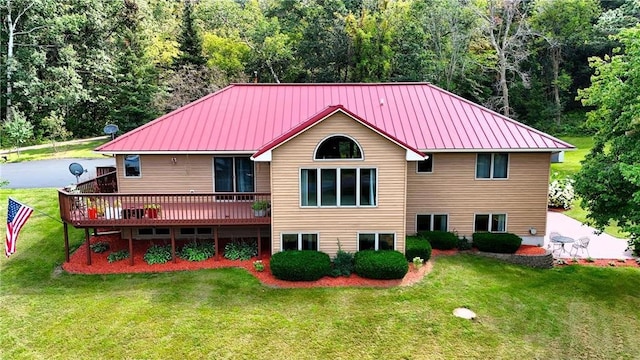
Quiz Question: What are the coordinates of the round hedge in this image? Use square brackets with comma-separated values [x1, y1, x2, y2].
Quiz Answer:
[270, 250, 331, 281]
[472, 232, 522, 253]
[354, 250, 409, 280]
[405, 236, 432, 262]
[419, 231, 458, 250]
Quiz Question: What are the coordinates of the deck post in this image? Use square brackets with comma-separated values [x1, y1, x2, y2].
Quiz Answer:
[85, 228, 91, 265]
[257, 227, 262, 259]
[63, 222, 70, 263]
[129, 231, 134, 266]
[171, 227, 176, 263]
[214, 227, 219, 261]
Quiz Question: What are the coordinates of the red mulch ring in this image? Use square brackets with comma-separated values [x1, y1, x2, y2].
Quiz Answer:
[62, 233, 433, 288]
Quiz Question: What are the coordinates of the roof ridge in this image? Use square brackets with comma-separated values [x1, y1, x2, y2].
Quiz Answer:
[425, 84, 575, 149]
[231, 82, 432, 87]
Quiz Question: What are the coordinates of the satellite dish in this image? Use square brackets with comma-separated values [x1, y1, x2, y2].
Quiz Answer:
[69, 163, 87, 184]
[103, 124, 119, 140]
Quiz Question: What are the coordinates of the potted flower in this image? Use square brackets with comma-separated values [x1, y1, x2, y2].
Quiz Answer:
[144, 204, 161, 218]
[253, 260, 265, 272]
[251, 200, 269, 217]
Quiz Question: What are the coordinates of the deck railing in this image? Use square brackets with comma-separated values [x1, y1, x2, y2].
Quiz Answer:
[73, 171, 118, 194]
[58, 190, 271, 227]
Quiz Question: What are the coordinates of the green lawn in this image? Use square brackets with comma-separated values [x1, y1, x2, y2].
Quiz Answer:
[0, 139, 107, 163]
[1, 189, 639, 359]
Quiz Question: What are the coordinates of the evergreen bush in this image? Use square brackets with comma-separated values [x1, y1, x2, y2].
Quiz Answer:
[354, 250, 409, 280]
[419, 231, 458, 250]
[405, 236, 432, 262]
[472, 232, 522, 254]
[270, 250, 331, 281]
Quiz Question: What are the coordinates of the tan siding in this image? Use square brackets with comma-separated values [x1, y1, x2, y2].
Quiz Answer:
[271, 113, 407, 257]
[406, 153, 550, 238]
[116, 155, 270, 194]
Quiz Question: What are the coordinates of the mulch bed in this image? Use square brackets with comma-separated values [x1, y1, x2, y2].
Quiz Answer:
[62, 234, 638, 288]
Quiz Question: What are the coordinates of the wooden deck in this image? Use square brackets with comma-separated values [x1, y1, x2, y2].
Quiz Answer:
[59, 191, 271, 228]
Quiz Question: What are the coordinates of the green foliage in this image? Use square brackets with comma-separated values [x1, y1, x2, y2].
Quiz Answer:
[223, 240, 257, 261]
[144, 244, 172, 265]
[405, 236, 432, 262]
[419, 231, 458, 250]
[331, 249, 355, 277]
[107, 250, 130, 263]
[473, 233, 523, 254]
[90, 242, 109, 253]
[179, 241, 214, 262]
[41, 111, 72, 151]
[270, 250, 331, 281]
[457, 236, 472, 251]
[354, 250, 409, 280]
[4, 110, 34, 150]
[576, 26, 640, 250]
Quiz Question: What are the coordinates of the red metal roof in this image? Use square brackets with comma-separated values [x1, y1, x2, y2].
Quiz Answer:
[96, 83, 574, 153]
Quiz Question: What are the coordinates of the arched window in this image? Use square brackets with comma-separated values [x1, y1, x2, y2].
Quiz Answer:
[315, 135, 363, 160]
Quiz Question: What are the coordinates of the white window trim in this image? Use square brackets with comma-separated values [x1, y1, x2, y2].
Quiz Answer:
[313, 134, 365, 161]
[123, 154, 142, 178]
[415, 213, 449, 233]
[473, 213, 508, 233]
[415, 154, 434, 174]
[475, 153, 509, 180]
[357, 232, 397, 251]
[299, 167, 378, 208]
[280, 232, 320, 251]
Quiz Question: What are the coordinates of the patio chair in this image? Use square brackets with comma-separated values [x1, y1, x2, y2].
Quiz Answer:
[569, 236, 591, 258]
[548, 231, 563, 255]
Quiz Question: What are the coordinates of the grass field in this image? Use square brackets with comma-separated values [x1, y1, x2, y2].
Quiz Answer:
[1, 189, 639, 359]
[0, 139, 106, 163]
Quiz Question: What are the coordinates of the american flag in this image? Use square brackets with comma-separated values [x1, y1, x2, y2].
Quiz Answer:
[6, 198, 33, 257]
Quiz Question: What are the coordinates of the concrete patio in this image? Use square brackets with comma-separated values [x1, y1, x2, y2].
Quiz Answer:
[545, 211, 635, 259]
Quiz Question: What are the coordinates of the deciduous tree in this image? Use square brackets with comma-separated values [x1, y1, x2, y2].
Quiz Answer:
[576, 26, 640, 255]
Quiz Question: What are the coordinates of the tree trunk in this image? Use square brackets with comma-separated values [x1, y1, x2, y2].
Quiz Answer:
[551, 46, 561, 125]
[499, 52, 509, 116]
[6, 6, 15, 123]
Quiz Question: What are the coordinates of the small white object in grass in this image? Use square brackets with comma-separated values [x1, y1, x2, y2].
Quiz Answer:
[453, 307, 476, 320]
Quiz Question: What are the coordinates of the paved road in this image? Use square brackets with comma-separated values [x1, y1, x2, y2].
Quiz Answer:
[0, 158, 116, 189]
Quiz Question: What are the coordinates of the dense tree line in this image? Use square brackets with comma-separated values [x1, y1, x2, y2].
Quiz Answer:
[1, 0, 639, 145]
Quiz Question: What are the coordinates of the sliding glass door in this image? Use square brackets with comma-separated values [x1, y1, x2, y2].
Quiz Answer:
[214, 157, 255, 200]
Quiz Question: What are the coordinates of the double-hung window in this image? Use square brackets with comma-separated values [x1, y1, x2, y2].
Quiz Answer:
[281, 233, 319, 251]
[476, 153, 508, 179]
[301, 168, 377, 207]
[416, 214, 448, 232]
[474, 214, 507, 232]
[358, 233, 395, 251]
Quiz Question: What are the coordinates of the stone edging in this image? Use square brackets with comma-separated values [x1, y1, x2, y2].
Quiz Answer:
[473, 250, 554, 269]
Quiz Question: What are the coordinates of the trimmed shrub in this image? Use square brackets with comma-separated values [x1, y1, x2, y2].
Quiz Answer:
[405, 236, 432, 262]
[354, 250, 409, 280]
[419, 231, 458, 250]
[270, 250, 332, 281]
[331, 249, 355, 277]
[473, 232, 522, 254]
